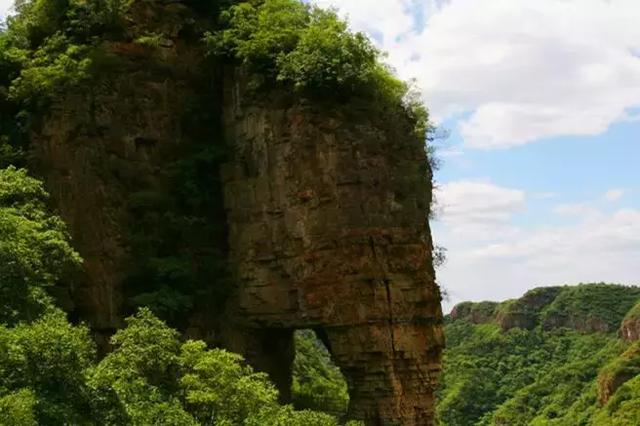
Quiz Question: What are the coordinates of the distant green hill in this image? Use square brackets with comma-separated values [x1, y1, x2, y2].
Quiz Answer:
[438, 283, 640, 426]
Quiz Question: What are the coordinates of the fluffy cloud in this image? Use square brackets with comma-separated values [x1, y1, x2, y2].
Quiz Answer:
[434, 181, 640, 311]
[313, 0, 640, 149]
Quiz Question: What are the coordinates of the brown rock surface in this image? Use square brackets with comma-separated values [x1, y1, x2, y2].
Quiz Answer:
[28, 4, 444, 423]
[620, 303, 640, 342]
[220, 74, 443, 425]
[620, 318, 640, 342]
[29, 0, 209, 343]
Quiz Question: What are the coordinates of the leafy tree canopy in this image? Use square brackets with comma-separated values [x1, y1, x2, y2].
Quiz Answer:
[0, 166, 81, 324]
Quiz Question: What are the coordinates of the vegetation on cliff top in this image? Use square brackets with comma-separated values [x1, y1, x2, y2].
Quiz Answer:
[439, 284, 640, 425]
[207, 0, 430, 137]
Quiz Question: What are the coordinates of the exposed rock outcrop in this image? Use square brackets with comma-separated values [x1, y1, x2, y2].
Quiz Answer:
[220, 73, 444, 425]
[597, 342, 640, 405]
[482, 284, 640, 333]
[620, 302, 640, 342]
[29, 0, 209, 346]
[495, 287, 561, 331]
[539, 284, 640, 333]
[28, 3, 444, 425]
[449, 301, 497, 324]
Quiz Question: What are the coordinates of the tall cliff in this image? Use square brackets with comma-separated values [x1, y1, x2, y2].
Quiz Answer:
[23, 1, 443, 424]
[220, 72, 443, 424]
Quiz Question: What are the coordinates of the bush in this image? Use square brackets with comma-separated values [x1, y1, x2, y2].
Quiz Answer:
[0, 166, 81, 324]
[0, 310, 96, 424]
[208, 0, 418, 112]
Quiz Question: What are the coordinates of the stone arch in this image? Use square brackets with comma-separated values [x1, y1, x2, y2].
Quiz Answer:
[220, 77, 444, 425]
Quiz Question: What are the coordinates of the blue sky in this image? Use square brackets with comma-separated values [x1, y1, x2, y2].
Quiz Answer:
[2, 0, 639, 311]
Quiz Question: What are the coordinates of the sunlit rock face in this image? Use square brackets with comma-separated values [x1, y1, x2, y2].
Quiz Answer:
[220, 72, 444, 425]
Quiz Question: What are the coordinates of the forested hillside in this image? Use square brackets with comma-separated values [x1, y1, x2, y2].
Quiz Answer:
[438, 285, 640, 425]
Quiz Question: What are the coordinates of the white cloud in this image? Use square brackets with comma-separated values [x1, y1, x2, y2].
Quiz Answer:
[604, 188, 626, 201]
[435, 180, 524, 224]
[313, 0, 640, 149]
[434, 180, 524, 241]
[0, 0, 12, 20]
[434, 180, 640, 311]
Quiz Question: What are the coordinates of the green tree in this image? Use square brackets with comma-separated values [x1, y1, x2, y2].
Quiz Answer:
[0, 389, 38, 426]
[292, 330, 349, 416]
[0, 166, 81, 324]
[89, 308, 347, 425]
[0, 310, 96, 424]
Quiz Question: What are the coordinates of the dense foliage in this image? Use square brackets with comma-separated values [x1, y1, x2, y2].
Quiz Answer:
[0, 165, 359, 425]
[292, 330, 349, 416]
[0, 166, 81, 324]
[0, 306, 349, 425]
[208, 0, 430, 138]
[209, 0, 400, 97]
[439, 285, 640, 425]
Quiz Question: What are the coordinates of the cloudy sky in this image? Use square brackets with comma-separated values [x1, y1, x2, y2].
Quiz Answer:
[2, 0, 639, 311]
[0, 0, 8, 20]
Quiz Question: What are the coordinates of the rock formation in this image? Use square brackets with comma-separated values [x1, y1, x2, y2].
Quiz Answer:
[597, 342, 640, 405]
[449, 301, 498, 324]
[495, 287, 561, 331]
[620, 301, 640, 342]
[27, 3, 444, 425]
[220, 73, 444, 425]
[29, 0, 209, 347]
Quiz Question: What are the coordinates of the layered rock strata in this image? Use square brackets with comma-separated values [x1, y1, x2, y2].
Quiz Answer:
[220, 76, 444, 425]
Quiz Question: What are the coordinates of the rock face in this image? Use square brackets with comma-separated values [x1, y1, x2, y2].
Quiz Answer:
[491, 285, 640, 334]
[449, 301, 497, 324]
[29, 0, 208, 346]
[28, 3, 444, 423]
[597, 342, 640, 405]
[220, 76, 444, 425]
[495, 287, 561, 331]
[620, 302, 640, 342]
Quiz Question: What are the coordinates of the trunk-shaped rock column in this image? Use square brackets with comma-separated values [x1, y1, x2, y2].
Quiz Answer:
[222, 77, 444, 426]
